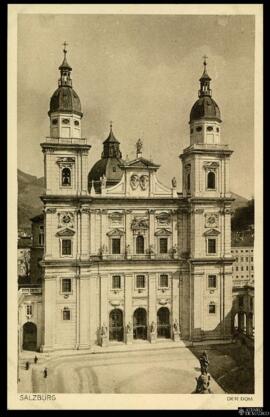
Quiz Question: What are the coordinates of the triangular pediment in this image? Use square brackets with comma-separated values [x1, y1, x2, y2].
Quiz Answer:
[107, 228, 125, 237]
[56, 228, 75, 237]
[203, 228, 220, 236]
[122, 157, 160, 169]
[155, 228, 172, 236]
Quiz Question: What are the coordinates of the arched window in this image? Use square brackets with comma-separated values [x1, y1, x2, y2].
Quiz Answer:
[136, 235, 144, 254]
[187, 172, 190, 191]
[62, 168, 71, 186]
[207, 171, 215, 189]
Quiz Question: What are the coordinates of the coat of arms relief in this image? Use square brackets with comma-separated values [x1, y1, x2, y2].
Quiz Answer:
[130, 174, 149, 191]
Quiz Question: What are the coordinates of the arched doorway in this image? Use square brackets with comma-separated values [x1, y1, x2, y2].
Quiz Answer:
[133, 308, 147, 340]
[109, 309, 123, 341]
[23, 322, 37, 351]
[157, 307, 171, 338]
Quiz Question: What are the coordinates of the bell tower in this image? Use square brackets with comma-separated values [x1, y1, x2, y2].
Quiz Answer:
[180, 57, 233, 200]
[180, 58, 234, 342]
[41, 43, 91, 196]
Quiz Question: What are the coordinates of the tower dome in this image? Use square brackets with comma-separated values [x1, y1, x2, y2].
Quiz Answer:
[189, 58, 222, 146]
[189, 58, 221, 123]
[88, 123, 124, 193]
[48, 43, 82, 117]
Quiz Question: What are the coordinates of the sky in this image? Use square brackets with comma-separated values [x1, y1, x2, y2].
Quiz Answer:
[17, 13, 255, 198]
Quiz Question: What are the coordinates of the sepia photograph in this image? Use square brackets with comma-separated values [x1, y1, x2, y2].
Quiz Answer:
[8, 4, 263, 410]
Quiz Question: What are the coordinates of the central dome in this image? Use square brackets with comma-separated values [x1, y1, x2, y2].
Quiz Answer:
[190, 96, 221, 123]
[88, 126, 124, 193]
[49, 86, 82, 117]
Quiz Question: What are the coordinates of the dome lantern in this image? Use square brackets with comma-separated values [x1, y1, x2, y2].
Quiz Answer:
[189, 58, 222, 146]
[48, 44, 83, 140]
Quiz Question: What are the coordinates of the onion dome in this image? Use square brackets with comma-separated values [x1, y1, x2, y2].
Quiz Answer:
[48, 43, 82, 117]
[88, 123, 125, 193]
[189, 57, 221, 123]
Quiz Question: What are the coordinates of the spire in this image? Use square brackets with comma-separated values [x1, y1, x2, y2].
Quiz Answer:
[58, 42, 72, 87]
[198, 55, 212, 98]
[102, 122, 122, 159]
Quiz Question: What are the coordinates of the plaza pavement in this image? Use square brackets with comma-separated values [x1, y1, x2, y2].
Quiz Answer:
[18, 343, 224, 394]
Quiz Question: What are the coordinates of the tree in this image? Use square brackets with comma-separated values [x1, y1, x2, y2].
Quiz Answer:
[231, 198, 254, 232]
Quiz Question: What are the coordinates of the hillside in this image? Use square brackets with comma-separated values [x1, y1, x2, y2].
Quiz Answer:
[18, 169, 44, 231]
[230, 192, 249, 212]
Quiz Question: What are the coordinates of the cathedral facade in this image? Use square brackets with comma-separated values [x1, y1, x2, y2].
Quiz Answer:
[39, 48, 234, 352]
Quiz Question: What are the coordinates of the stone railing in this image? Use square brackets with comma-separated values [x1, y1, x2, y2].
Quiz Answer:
[45, 137, 87, 145]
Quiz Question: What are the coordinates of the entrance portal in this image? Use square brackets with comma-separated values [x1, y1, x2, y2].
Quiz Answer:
[133, 308, 147, 340]
[109, 309, 124, 341]
[23, 322, 37, 351]
[157, 307, 170, 338]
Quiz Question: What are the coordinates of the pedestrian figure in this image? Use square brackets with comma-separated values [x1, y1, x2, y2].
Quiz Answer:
[43, 367, 48, 378]
[25, 361, 30, 370]
[195, 370, 212, 394]
[34, 355, 38, 364]
[199, 350, 209, 373]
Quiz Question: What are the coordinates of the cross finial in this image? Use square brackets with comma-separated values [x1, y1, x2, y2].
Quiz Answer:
[203, 55, 208, 67]
[63, 41, 68, 55]
[110, 120, 113, 130]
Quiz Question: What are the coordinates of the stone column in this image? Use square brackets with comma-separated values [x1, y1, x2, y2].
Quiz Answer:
[192, 271, 203, 341]
[79, 274, 90, 349]
[171, 272, 180, 341]
[89, 209, 95, 255]
[172, 209, 178, 252]
[41, 275, 56, 351]
[44, 208, 56, 258]
[100, 274, 108, 346]
[101, 210, 108, 257]
[124, 273, 133, 344]
[75, 275, 80, 349]
[148, 209, 155, 251]
[148, 273, 156, 342]
[125, 210, 132, 258]
[80, 208, 90, 259]
[81, 151, 88, 195]
[89, 274, 98, 346]
[76, 209, 81, 260]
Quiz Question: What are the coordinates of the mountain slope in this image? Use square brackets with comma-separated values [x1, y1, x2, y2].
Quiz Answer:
[18, 169, 44, 231]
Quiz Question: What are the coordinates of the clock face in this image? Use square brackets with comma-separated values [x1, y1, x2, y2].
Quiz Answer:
[62, 214, 71, 224]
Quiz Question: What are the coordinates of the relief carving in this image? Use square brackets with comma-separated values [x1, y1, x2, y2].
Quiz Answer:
[205, 213, 219, 228]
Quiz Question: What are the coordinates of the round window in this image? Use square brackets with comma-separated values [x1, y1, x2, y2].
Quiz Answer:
[196, 126, 202, 132]
[62, 118, 70, 124]
[216, 127, 220, 132]
[207, 126, 213, 132]
[52, 119, 58, 125]
[74, 120, 80, 126]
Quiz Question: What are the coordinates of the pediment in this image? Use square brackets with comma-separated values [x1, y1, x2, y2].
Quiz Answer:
[155, 228, 172, 236]
[107, 228, 125, 237]
[56, 228, 75, 237]
[123, 157, 160, 169]
[203, 228, 220, 236]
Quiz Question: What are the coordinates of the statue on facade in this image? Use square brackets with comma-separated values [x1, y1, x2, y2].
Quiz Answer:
[172, 177, 177, 188]
[101, 323, 107, 336]
[173, 319, 179, 333]
[100, 174, 107, 188]
[150, 321, 156, 333]
[136, 138, 143, 154]
[126, 321, 132, 333]
[125, 244, 130, 255]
